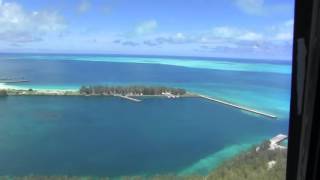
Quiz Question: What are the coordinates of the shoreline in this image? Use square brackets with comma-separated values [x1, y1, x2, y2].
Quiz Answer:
[0, 83, 197, 97]
[0, 83, 277, 119]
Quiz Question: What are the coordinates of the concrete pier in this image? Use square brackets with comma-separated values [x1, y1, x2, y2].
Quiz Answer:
[197, 94, 277, 119]
[113, 94, 142, 102]
[269, 134, 288, 150]
[270, 134, 288, 144]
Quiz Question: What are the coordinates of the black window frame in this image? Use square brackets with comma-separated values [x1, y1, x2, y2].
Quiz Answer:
[286, 0, 320, 179]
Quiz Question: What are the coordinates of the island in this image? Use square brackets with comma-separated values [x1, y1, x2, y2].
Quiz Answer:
[0, 85, 191, 98]
[0, 84, 277, 118]
[79, 85, 187, 96]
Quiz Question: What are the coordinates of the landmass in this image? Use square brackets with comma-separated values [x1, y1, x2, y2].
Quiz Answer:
[79, 85, 187, 96]
[0, 84, 277, 118]
[0, 85, 192, 97]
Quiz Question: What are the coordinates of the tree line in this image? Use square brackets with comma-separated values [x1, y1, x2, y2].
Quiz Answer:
[0, 90, 8, 96]
[79, 85, 186, 96]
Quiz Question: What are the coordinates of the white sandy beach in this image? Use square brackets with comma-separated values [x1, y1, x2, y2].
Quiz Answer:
[0, 83, 79, 95]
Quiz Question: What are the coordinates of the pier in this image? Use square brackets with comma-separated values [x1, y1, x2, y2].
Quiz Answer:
[269, 134, 288, 150]
[162, 92, 179, 98]
[197, 94, 277, 119]
[270, 134, 288, 144]
[113, 94, 142, 102]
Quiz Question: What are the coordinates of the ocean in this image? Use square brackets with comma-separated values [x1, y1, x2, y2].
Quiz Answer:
[0, 53, 291, 177]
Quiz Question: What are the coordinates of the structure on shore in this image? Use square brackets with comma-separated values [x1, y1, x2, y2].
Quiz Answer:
[79, 85, 186, 96]
[269, 134, 288, 150]
[162, 92, 180, 98]
[197, 94, 277, 119]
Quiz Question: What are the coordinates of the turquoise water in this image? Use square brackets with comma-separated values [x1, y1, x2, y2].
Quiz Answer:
[0, 54, 291, 177]
[1, 54, 291, 74]
[0, 54, 291, 119]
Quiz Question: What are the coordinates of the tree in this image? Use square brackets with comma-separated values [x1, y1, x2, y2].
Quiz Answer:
[78, 85, 187, 96]
[0, 89, 8, 96]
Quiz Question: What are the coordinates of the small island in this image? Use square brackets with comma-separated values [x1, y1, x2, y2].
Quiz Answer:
[79, 85, 187, 96]
[0, 85, 191, 98]
[0, 84, 277, 118]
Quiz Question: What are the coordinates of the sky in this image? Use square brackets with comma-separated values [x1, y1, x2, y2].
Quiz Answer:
[0, 0, 295, 60]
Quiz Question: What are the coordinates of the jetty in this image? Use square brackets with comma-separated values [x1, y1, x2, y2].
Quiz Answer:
[269, 134, 288, 150]
[113, 94, 142, 102]
[270, 134, 288, 144]
[197, 94, 277, 119]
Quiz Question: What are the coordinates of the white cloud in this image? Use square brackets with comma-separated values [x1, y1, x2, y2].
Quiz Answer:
[271, 19, 294, 41]
[139, 26, 264, 49]
[274, 32, 292, 41]
[212, 26, 263, 41]
[212, 27, 237, 38]
[114, 19, 293, 59]
[77, 0, 91, 13]
[284, 19, 294, 27]
[0, 0, 66, 43]
[200, 21, 293, 58]
[135, 20, 158, 35]
[233, 0, 294, 17]
[238, 32, 263, 41]
[234, 0, 265, 15]
[176, 32, 185, 39]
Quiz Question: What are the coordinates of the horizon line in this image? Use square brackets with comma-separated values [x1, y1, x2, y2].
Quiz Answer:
[0, 51, 292, 62]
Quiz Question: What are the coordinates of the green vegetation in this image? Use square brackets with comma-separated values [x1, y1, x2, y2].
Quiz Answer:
[79, 85, 186, 96]
[0, 141, 286, 180]
[0, 89, 8, 96]
[206, 141, 287, 180]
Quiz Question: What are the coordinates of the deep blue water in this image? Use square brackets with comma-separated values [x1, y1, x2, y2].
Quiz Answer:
[0, 96, 287, 177]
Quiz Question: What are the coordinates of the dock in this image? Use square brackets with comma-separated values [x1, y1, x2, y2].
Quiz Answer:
[270, 134, 288, 144]
[162, 92, 179, 98]
[197, 94, 277, 119]
[113, 94, 142, 102]
[269, 134, 288, 150]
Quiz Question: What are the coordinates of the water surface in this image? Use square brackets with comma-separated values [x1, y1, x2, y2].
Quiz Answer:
[0, 96, 288, 177]
[0, 54, 291, 119]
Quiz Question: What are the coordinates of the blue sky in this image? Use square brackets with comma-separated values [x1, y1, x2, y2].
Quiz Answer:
[0, 0, 295, 60]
